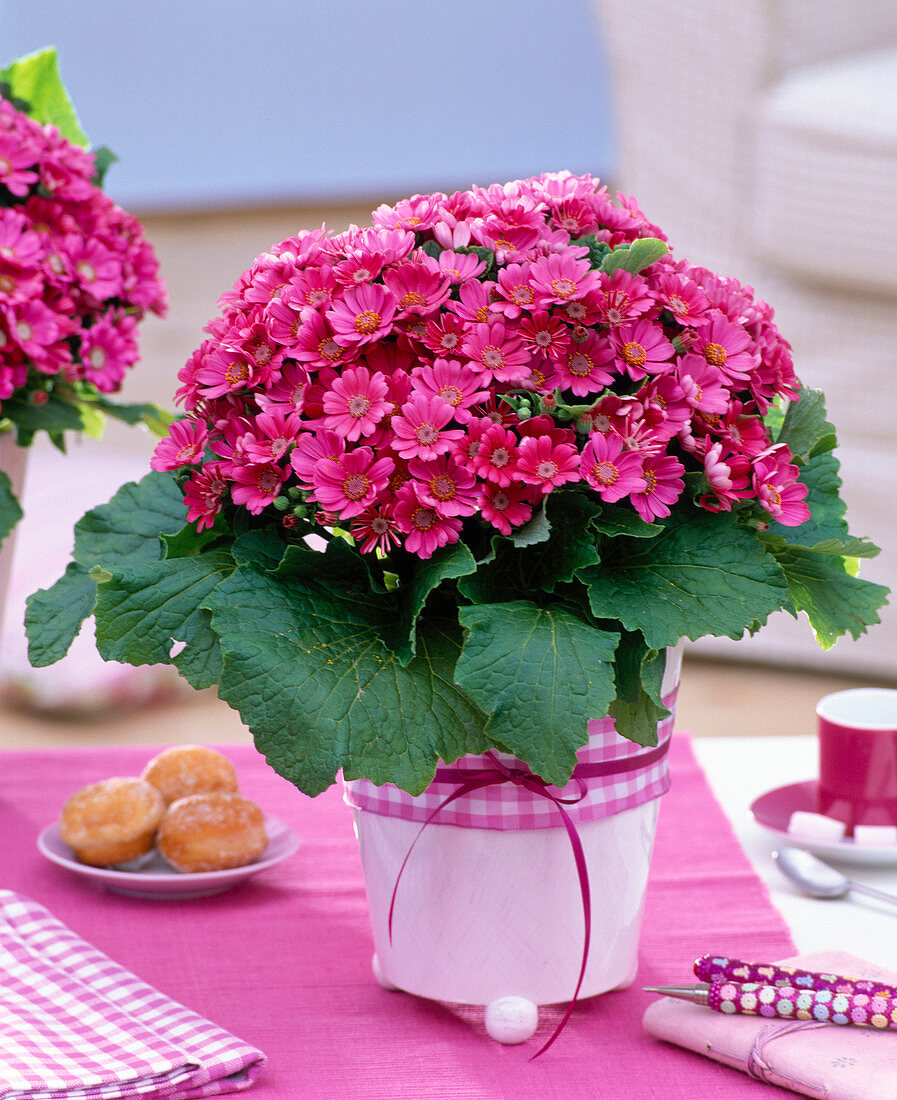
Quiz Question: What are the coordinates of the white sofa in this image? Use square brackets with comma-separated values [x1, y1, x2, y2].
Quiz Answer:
[592, 0, 897, 678]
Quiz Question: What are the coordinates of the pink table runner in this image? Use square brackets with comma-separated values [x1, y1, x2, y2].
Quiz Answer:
[0, 735, 796, 1098]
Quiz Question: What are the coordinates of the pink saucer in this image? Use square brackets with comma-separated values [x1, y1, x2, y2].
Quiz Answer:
[751, 781, 897, 868]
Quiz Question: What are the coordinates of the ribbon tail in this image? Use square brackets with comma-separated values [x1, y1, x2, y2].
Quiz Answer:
[530, 799, 592, 1060]
[387, 776, 500, 946]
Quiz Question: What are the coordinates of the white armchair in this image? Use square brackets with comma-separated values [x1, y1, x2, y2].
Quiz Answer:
[592, 0, 897, 678]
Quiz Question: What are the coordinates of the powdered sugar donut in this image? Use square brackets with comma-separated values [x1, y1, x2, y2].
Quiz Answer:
[157, 791, 268, 873]
[141, 744, 238, 805]
[59, 777, 166, 867]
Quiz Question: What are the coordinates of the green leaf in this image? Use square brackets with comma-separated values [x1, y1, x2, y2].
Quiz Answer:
[73, 470, 187, 569]
[1, 392, 87, 435]
[580, 509, 790, 648]
[591, 503, 664, 539]
[87, 395, 172, 433]
[24, 562, 96, 667]
[774, 387, 830, 461]
[455, 601, 619, 785]
[206, 562, 488, 796]
[93, 552, 235, 667]
[765, 451, 848, 550]
[600, 237, 669, 275]
[91, 145, 118, 186]
[391, 541, 478, 665]
[572, 234, 612, 269]
[0, 466, 23, 547]
[773, 546, 889, 647]
[608, 634, 670, 746]
[0, 47, 89, 146]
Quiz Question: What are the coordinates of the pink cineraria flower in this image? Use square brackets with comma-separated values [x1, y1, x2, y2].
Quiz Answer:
[183, 461, 229, 531]
[461, 319, 530, 385]
[391, 393, 465, 459]
[528, 252, 599, 306]
[479, 481, 533, 535]
[651, 272, 710, 326]
[699, 441, 753, 513]
[384, 261, 451, 317]
[408, 455, 479, 517]
[195, 347, 273, 398]
[258, 362, 309, 411]
[311, 447, 394, 519]
[593, 269, 655, 325]
[412, 358, 489, 422]
[447, 279, 498, 325]
[676, 358, 730, 415]
[321, 365, 391, 441]
[556, 333, 614, 397]
[683, 314, 756, 384]
[230, 461, 288, 515]
[612, 320, 675, 381]
[151, 419, 210, 470]
[292, 311, 349, 370]
[629, 453, 685, 521]
[0, 209, 43, 269]
[471, 423, 520, 486]
[580, 433, 646, 503]
[635, 375, 692, 441]
[241, 408, 303, 463]
[494, 263, 537, 318]
[327, 282, 398, 346]
[752, 446, 810, 526]
[515, 433, 580, 491]
[289, 429, 346, 488]
[518, 311, 570, 362]
[77, 315, 137, 392]
[333, 250, 384, 288]
[5, 299, 62, 360]
[422, 312, 468, 358]
[393, 483, 463, 558]
[69, 238, 124, 302]
[287, 265, 338, 312]
[350, 503, 400, 554]
[436, 250, 485, 284]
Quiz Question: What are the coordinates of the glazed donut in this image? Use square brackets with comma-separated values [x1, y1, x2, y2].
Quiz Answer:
[140, 744, 239, 805]
[156, 791, 268, 873]
[59, 777, 166, 867]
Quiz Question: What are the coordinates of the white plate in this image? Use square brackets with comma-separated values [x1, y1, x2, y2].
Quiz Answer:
[37, 816, 300, 898]
[751, 780, 897, 868]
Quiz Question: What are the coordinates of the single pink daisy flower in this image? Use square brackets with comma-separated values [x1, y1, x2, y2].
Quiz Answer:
[593, 269, 655, 325]
[698, 441, 753, 513]
[327, 282, 398, 346]
[752, 446, 810, 526]
[651, 272, 710, 326]
[411, 359, 489, 422]
[436, 250, 486, 284]
[518, 311, 571, 363]
[70, 238, 124, 301]
[580, 433, 646, 503]
[384, 261, 451, 317]
[0, 131, 39, 195]
[230, 461, 288, 515]
[684, 314, 756, 383]
[393, 483, 462, 558]
[321, 365, 392, 441]
[676, 359, 731, 415]
[421, 312, 468, 357]
[629, 453, 685, 521]
[242, 408, 304, 463]
[556, 333, 615, 396]
[529, 251, 599, 306]
[292, 311, 349, 370]
[479, 481, 533, 536]
[515, 433, 580, 491]
[290, 429, 346, 488]
[707, 399, 771, 458]
[391, 393, 465, 460]
[287, 265, 338, 311]
[350, 503, 401, 554]
[612, 319, 675, 380]
[447, 279, 497, 325]
[77, 316, 136, 393]
[183, 462, 229, 532]
[471, 423, 520, 487]
[408, 454, 479, 517]
[333, 251, 384, 287]
[311, 447, 394, 519]
[151, 419, 210, 471]
[494, 263, 537, 318]
[257, 362, 309, 411]
[265, 297, 304, 350]
[461, 319, 530, 385]
[5, 299, 61, 359]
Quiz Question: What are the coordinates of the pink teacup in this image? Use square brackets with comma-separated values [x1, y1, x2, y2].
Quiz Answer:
[817, 688, 897, 836]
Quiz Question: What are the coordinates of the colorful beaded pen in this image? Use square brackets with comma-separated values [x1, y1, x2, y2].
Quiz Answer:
[693, 954, 897, 999]
[643, 979, 897, 1029]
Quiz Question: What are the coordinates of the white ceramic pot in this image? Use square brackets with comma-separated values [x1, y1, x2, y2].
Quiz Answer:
[0, 432, 28, 645]
[349, 645, 682, 1043]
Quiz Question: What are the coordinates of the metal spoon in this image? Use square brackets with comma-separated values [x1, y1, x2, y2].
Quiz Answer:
[773, 846, 897, 908]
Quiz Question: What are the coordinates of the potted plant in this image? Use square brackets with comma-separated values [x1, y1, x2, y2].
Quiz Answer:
[0, 47, 167, 640]
[26, 172, 887, 1048]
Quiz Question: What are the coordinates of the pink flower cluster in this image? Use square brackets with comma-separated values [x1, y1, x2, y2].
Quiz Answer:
[0, 96, 166, 413]
[155, 172, 809, 557]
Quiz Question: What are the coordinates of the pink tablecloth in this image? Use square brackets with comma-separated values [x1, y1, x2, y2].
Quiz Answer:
[0, 735, 796, 1098]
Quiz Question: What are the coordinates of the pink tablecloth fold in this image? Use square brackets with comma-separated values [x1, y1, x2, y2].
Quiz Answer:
[644, 951, 897, 1100]
[0, 890, 264, 1100]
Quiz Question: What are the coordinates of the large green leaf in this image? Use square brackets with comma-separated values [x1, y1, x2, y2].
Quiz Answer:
[608, 633, 669, 747]
[455, 601, 619, 785]
[773, 546, 888, 647]
[93, 552, 235, 667]
[25, 562, 96, 667]
[206, 562, 488, 796]
[0, 47, 89, 146]
[0, 467, 23, 548]
[390, 541, 478, 664]
[580, 510, 790, 648]
[0, 393, 87, 435]
[600, 237, 669, 275]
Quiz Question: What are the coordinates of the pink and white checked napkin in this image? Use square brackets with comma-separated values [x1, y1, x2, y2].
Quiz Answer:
[0, 890, 265, 1099]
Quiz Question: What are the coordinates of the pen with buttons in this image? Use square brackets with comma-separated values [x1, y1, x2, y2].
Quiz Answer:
[644, 979, 897, 1029]
[693, 954, 897, 999]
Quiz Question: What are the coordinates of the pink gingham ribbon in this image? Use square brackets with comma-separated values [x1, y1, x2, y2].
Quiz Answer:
[0, 891, 265, 1099]
[344, 693, 676, 830]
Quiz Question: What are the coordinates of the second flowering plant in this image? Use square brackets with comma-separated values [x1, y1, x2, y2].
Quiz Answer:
[26, 173, 887, 796]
